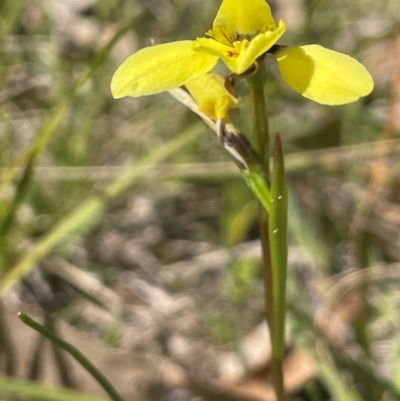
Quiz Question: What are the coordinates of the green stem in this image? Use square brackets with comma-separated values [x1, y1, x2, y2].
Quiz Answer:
[243, 167, 271, 214]
[18, 313, 125, 401]
[248, 67, 270, 172]
[248, 65, 273, 327]
[269, 134, 288, 398]
[248, 66, 287, 401]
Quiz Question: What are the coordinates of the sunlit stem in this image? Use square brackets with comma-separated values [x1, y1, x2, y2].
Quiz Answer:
[247, 63, 272, 325]
[247, 64, 269, 171]
[247, 64, 287, 401]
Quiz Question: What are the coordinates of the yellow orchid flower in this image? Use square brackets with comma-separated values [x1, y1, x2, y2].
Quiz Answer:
[111, 0, 373, 105]
[192, 0, 286, 75]
[111, 0, 284, 99]
[185, 73, 239, 120]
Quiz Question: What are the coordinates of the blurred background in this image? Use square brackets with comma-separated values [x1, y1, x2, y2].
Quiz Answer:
[0, 0, 399, 400]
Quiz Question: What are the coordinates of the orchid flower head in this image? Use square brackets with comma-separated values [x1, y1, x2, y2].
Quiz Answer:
[193, 0, 286, 75]
[111, 0, 373, 106]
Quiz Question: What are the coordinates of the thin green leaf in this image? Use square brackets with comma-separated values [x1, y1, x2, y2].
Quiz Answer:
[269, 133, 288, 362]
[19, 313, 125, 401]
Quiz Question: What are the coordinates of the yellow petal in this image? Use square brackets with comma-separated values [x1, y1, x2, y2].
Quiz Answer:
[210, 0, 277, 42]
[224, 20, 286, 74]
[276, 45, 374, 105]
[193, 37, 233, 58]
[185, 73, 239, 120]
[194, 20, 286, 75]
[111, 41, 218, 98]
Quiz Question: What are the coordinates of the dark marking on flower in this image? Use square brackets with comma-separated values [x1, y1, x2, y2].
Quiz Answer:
[237, 34, 253, 41]
[216, 121, 260, 171]
[224, 74, 238, 98]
